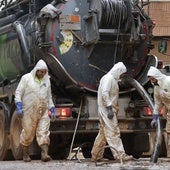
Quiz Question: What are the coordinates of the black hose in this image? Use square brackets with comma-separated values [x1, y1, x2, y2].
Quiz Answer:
[126, 78, 154, 110]
[100, 0, 128, 27]
[150, 117, 163, 163]
[125, 77, 162, 163]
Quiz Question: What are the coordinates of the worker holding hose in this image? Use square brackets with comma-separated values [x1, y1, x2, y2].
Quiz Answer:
[15, 59, 56, 162]
[91, 62, 133, 162]
[147, 66, 170, 158]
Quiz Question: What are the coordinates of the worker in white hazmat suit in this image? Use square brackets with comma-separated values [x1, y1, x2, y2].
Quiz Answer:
[147, 66, 170, 157]
[15, 59, 56, 162]
[91, 62, 133, 162]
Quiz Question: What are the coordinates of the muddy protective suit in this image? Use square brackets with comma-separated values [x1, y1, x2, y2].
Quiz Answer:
[91, 62, 131, 161]
[147, 66, 170, 157]
[15, 60, 54, 147]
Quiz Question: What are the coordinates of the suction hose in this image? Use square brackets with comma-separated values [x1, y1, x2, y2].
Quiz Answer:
[124, 77, 162, 163]
[150, 117, 163, 163]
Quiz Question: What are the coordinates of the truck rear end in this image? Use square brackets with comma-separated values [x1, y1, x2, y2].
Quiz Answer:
[0, 0, 167, 160]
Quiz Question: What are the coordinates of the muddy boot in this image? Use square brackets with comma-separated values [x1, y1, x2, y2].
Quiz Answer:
[91, 157, 109, 162]
[40, 144, 52, 162]
[167, 146, 170, 158]
[116, 153, 133, 161]
[167, 133, 170, 158]
[22, 145, 31, 162]
[122, 154, 133, 161]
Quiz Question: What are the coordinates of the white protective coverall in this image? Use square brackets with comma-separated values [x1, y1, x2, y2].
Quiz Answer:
[91, 62, 128, 160]
[15, 59, 54, 147]
[147, 66, 170, 157]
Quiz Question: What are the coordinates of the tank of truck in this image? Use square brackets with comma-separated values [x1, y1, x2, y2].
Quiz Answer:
[0, 0, 156, 92]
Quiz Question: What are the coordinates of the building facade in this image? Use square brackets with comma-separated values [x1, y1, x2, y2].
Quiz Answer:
[145, 0, 170, 64]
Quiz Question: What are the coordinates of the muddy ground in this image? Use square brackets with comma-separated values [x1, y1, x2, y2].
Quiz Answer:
[1, 157, 170, 170]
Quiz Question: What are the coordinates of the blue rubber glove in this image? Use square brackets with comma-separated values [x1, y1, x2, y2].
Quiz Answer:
[107, 106, 114, 120]
[49, 107, 56, 122]
[16, 102, 23, 118]
[151, 114, 159, 128]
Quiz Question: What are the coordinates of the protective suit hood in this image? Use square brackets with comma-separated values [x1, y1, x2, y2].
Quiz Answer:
[108, 62, 127, 80]
[31, 59, 49, 79]
[147, 66, 166, 83]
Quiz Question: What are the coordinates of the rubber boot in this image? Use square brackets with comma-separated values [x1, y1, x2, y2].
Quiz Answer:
[122, 154, 133, 161]
[40, 144, 52, 162]
[22, 145, 31, 162]
[167, 133, 170, 158]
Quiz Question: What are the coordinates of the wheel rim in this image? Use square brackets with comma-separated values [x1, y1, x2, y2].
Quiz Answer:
[11, 113, 22, 149]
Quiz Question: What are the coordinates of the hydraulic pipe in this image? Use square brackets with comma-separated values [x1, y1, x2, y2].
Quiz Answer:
[13, 21, 30, 67]
[0, 23, 13, 35]
[0, 15, 16, 27]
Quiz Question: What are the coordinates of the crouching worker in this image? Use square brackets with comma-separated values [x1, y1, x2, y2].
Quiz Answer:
[15, 59, 56, 162]
[91, 62, 133, 162]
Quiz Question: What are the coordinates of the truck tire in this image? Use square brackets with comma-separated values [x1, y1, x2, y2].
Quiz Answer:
[10, 111, 22, 160]
[0, 109, 9, 160]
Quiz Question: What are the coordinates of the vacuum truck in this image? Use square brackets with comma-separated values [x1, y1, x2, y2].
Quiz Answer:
[0, 0, 167, 160]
